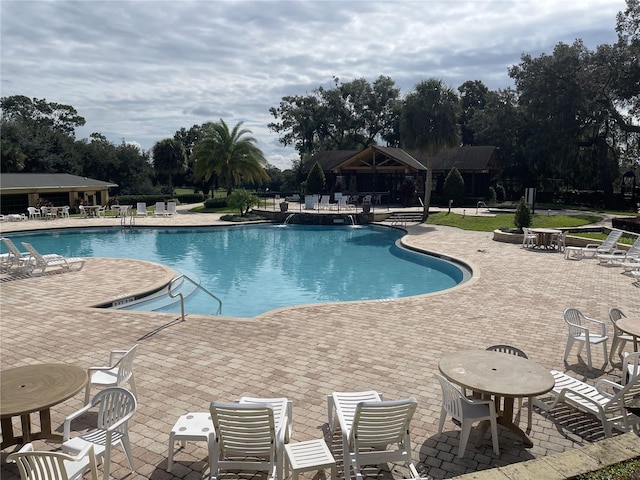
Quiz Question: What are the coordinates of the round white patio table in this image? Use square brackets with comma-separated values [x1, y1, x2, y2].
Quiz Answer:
[438, 350, 554, 447]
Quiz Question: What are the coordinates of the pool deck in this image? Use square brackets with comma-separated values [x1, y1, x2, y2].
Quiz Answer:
[1, 205, 639, 479]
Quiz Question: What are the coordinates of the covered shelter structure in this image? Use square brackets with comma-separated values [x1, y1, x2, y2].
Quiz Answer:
[0, 173, 118, 215]
[306, 145, 501, 205]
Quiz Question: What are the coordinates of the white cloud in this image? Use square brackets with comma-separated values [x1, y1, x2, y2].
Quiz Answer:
[0, 0, 623, 170]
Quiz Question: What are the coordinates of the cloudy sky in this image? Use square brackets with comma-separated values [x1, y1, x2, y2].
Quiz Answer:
[1, 0, 625, 170]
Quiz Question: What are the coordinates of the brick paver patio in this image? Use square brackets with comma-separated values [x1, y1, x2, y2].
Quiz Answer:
[1, 207, 639, 479]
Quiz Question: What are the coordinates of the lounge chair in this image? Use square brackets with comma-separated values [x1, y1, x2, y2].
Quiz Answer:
[209, 402, 283, 480]
[317, 195, 330, 210]
[533, 370, 640, 437]
[21, 242, 85, 276]
[328, 391, 421, 480]
[565, 229, 623, 260]
[1, 237, 61, 273]
[135, 202, 148, 217]
[153, 201, 167, 216]
[166, 201, 177, 216]
[597, 236, 640, 264]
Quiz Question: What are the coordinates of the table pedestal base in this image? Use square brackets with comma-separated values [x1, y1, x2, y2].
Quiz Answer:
[1, 408, 61, 449]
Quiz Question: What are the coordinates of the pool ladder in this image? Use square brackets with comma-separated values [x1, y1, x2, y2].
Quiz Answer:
[168, 274, 222, 319]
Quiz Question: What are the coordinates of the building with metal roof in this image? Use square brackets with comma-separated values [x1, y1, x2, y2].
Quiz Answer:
[0, 173, 118, 215]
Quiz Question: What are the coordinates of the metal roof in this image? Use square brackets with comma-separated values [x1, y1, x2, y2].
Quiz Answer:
[0, 173, 118, 191]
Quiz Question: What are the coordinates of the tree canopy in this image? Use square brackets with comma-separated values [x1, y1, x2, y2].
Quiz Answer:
[192, 119, 270, 196]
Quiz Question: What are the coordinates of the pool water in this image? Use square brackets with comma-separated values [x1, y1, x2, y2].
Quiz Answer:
[4, 225, 469, 317]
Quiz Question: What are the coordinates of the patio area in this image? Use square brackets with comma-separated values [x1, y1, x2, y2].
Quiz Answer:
[1, 206, 639, 479]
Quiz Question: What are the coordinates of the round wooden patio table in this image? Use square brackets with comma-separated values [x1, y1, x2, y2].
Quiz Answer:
[439, 350, 554, 447]
[616, 317, 640, 352]
[0, 364, 87, 449]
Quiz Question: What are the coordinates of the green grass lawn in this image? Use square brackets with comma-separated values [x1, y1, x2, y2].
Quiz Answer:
[426, 212, 602, 232]
[425, 211, 637, 245]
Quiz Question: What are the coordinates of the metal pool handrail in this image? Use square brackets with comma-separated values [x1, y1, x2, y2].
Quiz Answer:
[168, 274, 222, 319]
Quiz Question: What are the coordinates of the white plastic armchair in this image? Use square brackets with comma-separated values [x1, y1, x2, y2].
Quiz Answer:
[63, 387, 137, 480]
[435, 373, 499, 458]
[7, 443, 98, 480]
[623, 352, 640, 386]
[563, 308, 609, 371]
[522, 227, 537, 248]
[27, 207, 41, 220]
[85, 344, 138, 402]
[486, 344, 533, 430]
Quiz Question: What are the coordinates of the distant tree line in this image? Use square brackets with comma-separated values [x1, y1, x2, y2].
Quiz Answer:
[2, 0, 637, 210]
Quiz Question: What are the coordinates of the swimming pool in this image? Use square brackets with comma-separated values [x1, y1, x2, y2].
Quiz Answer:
[4, 225, 470, 317]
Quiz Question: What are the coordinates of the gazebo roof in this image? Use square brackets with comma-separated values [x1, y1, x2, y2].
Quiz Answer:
[307, 145, 500, 173]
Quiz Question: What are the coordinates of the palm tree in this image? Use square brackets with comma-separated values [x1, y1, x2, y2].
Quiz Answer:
[192, 119, 269, 196]
[400, 79, 460, 220]
[152, 138, 188, 196]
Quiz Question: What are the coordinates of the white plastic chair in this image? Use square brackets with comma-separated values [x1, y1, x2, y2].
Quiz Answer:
[209, 402, 281, 480]
[97, 206, 107, 217]
[7, 443, 98, 480]
[485, 344, 533, 430]
[609, 307, 633, 362]
[551, 231, 567, 251]
[85, 344, 138, 402]
[522, 227, 537, 248]
[166, 201, 177, 216]
[435, 373, 500, 458]
[63, 387, 137, 480]
[563, 308, 609, 371]
[60, 206, 70, 218]
[135, 202, 147, 217]
[27, 207, 41, 220]
[622, 352, 640, 386]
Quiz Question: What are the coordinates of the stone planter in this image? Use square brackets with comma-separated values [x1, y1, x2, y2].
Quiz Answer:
[280, 202, 289, 212]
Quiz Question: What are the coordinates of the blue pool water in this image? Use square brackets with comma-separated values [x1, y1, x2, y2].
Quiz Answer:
[4, 225, 469, 317]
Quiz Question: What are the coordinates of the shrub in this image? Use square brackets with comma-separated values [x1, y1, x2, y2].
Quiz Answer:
[203, 197, 228, 209]
[443, 167, 465, 207]
[305, 162, 326, 195]
[495, 184, 506, 203]
[514, 197, 533, 231]
[176, 192, 204, 204]
[227, 189, 260, 216]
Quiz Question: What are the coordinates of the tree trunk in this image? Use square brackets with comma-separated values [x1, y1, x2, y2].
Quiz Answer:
[422, 158, 433, 221]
